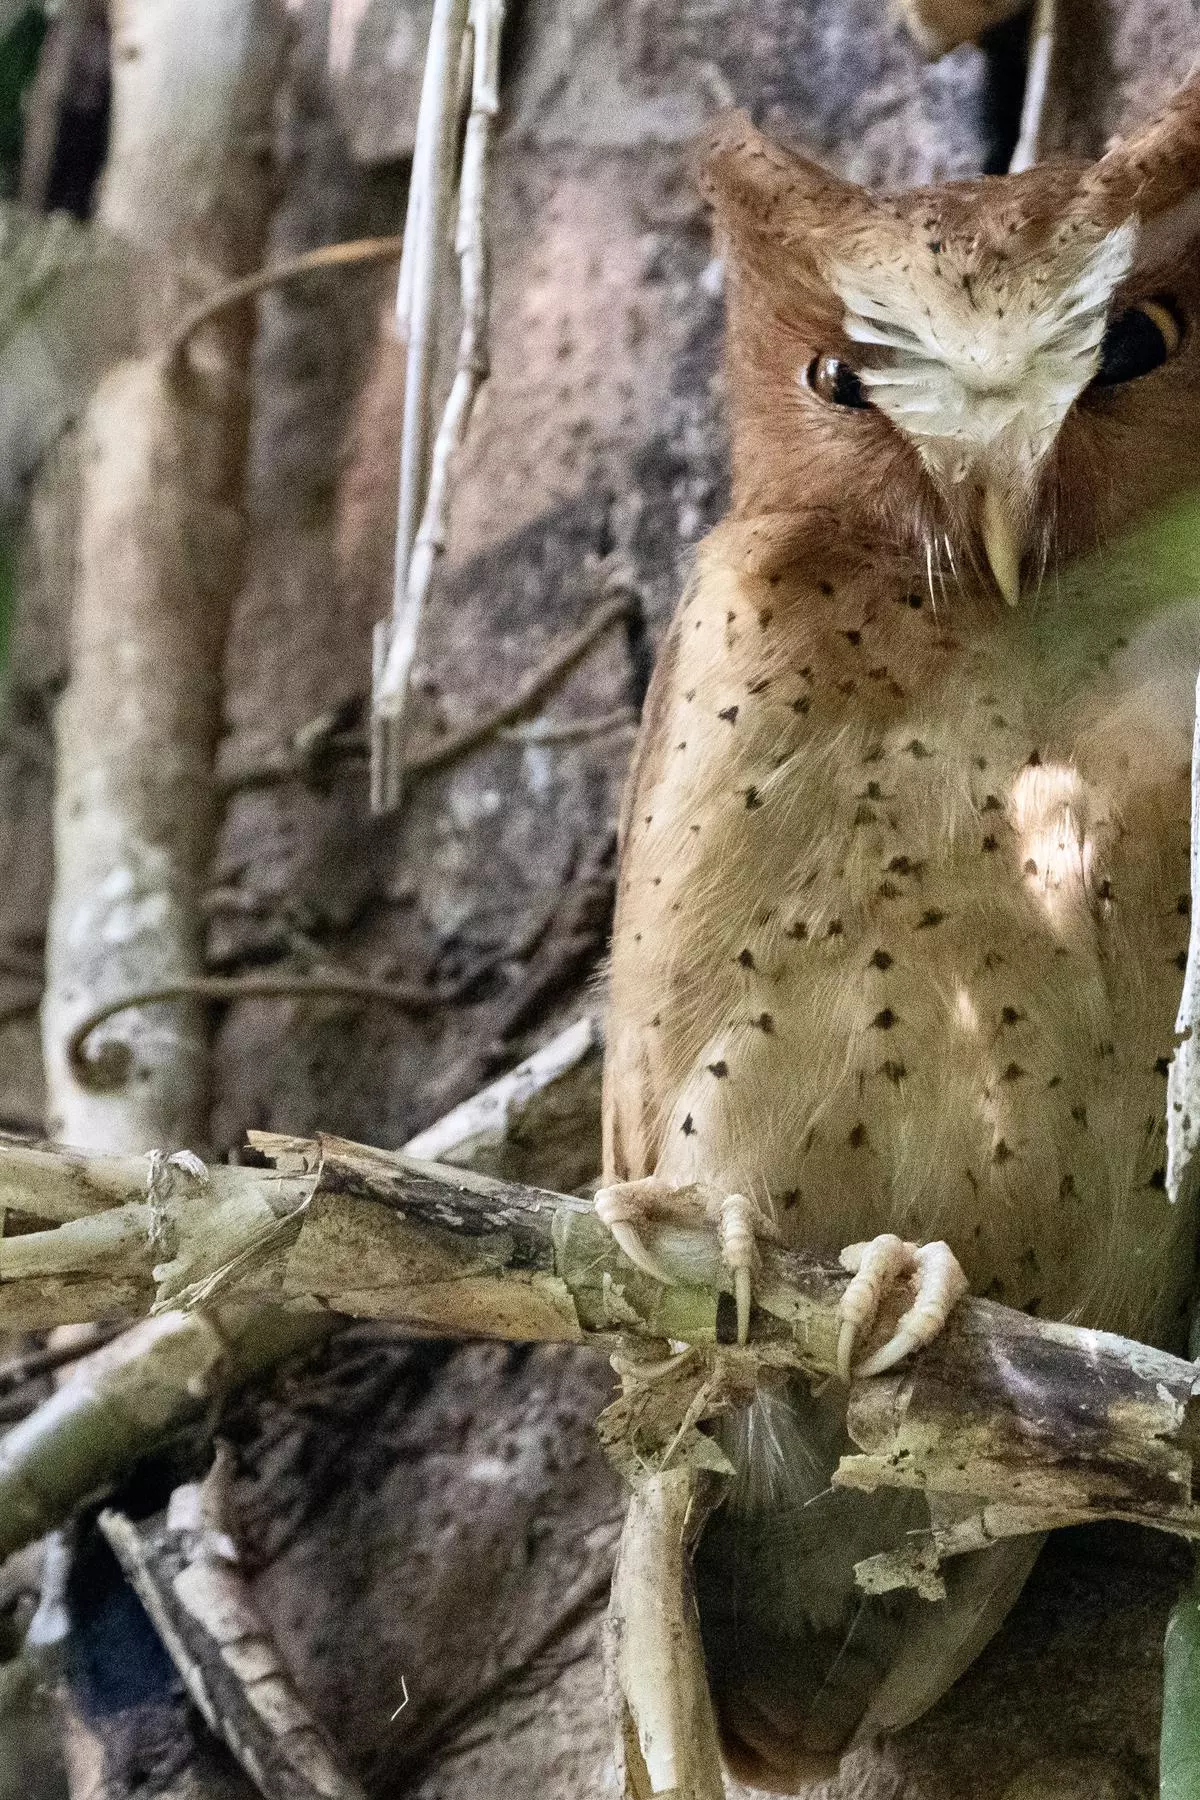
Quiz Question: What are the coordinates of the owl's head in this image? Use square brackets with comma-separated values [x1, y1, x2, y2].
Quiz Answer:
[703, 78, 1200, 603]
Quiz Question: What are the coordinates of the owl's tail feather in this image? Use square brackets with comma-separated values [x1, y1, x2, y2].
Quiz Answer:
[694, 1384, 1042, 1791]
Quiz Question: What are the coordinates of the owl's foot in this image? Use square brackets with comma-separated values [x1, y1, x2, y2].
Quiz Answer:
[594, 1176, 777, 1345]
[836, 1234, 968, 1381]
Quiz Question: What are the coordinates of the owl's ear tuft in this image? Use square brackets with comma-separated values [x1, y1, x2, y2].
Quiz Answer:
[1087, 70, 1200, 277]
[698, 112, 855, 265]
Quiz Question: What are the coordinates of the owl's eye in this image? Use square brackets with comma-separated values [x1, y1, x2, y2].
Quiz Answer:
[1093, 298, 1184, 387]
[805, 353, 871, 410]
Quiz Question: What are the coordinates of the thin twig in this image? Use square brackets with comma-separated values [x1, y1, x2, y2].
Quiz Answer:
[222, 593, 633, 795]
[164, 234, 405, 368]
[0, 1323, 124, 1392]
[500, 708, 637, 747]
[67, 966, 497, 1088]
[1008, 0, 1056, 173]
[372, 0, 506, 812]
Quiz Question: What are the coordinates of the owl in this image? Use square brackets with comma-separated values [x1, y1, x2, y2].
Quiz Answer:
[596, 75, 1200, 1790]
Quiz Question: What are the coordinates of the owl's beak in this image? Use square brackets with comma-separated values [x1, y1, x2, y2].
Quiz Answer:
[980, 485, 1022, 606]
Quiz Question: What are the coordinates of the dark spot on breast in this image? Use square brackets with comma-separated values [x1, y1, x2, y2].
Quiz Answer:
[991, 716, 1009, 730]
[863, 743, 884, 764]
[737, 948, 755, 969]
[848, 1122, 868, 1148]
[727, 611, 737, 625]
[992, 1139, 1015, 1165]
[748, 676, 771, 694]
[745, 787, 762, 810]
[854, 803, 878, 826]
[868, 665, 889, 680]
[751, 1012, 775, 1033]
[843, 630, 862, 647]
[1178, 894, 1191, 916]
[1071, 1104, 1087, 1126]
[708, 1060, 729, 1078]
[1023, 859, 1038, 877]
[758, 609, 774, 627]
[887, 855, 921, 876]
[1001, 1063, 1026, 1082]
[982, 794, 1002, 812]
[791, 696, 811, 715]
[681, 1114, 695, 1136]
[785, 920, 808, 940]
[903, 592, 924, 609]
[881, 1059, 906, 1084]
[1156, 1055, 1172, 1076]
[906, 739, 931, 758]
[870, 948, 893, 970]
[982, 835, 999, 853]
[651, 1014, 661, 1027]
[1059, 1173, 1075, 1199]
[818, 581, 834, 597]
[1001, 1005, 1024, 1026]
[975, 756, 988, 771]
[1027, 749, 1042, 767]
[718, 705, 739, 725]
[1096, 878, 1112, 901]
[781, 1188, 800, 1209]
[838, 680, 857, 696]
[871, 1008, 897, 1030]
[863, 781, 883, 800]
[1149, 1166, 1167, 1189]
[684, 689, 695, 702]
[689, 823, 701, 834]
[675, 742, 687, 752]
[827, 919, 844, 937]
[916, 909, 945, 929]
[879, 879, 901, 899]
[1175, 950, 1189, 971]
[1047, 1074, 1062, 1088]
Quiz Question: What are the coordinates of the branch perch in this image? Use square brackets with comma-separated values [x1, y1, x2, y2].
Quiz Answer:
[0, 1129, 1199, 1576]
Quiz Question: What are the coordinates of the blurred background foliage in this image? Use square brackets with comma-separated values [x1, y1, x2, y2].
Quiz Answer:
[0, 6, 45, 197]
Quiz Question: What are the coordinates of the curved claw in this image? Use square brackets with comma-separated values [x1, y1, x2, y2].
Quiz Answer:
[836, 1316, 859, 1385]
[853, 1241, 969, 1377]
[837, 1235, 967, 1381]
[606, 1218, 677, 1285]
[594, 1187, 679, 1285]
[734, 1265, 751, 1346]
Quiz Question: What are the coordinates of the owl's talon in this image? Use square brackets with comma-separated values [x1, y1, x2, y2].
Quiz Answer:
[594, 1184, 677, 1285]
[837, 1234, 968, 1380]
[733, 1265, 752, 1346]
[594, 1179, 774, 1341]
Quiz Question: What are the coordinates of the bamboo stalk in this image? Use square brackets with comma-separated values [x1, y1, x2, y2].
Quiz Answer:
[0, 1128, 1198, 1567]
[371, 0, 506, 812]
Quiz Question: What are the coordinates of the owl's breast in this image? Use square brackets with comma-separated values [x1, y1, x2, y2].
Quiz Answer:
[606, 525, 1198, 1347]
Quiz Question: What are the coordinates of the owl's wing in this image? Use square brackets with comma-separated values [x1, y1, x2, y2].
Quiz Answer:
[601, 599, 689, 1185]
[695, 1384, 1043, 1789]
